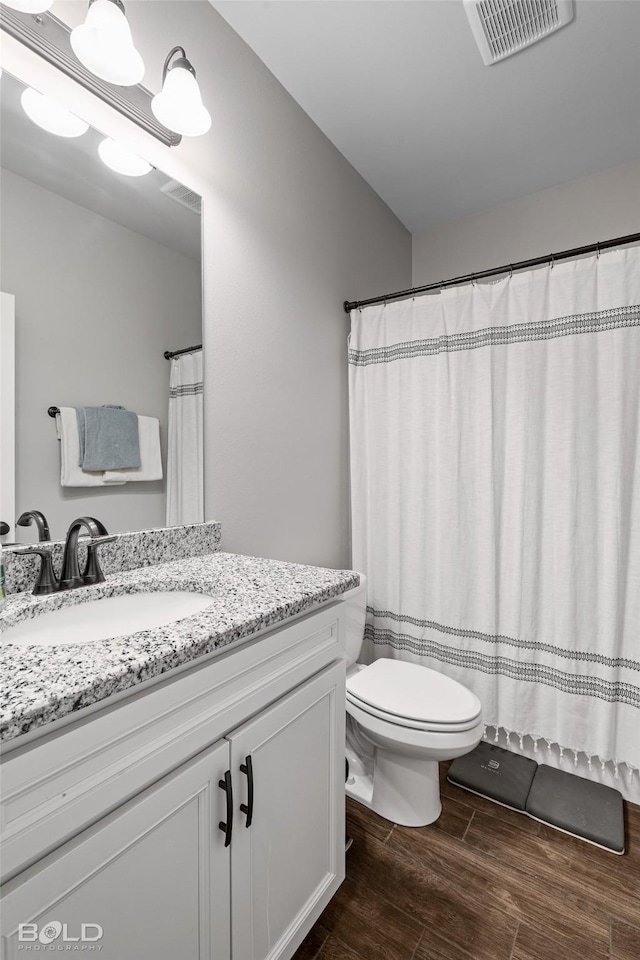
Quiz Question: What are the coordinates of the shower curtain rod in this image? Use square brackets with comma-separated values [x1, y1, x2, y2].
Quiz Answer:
[164, 343, 202, 360]
[343, 232, 640, 314]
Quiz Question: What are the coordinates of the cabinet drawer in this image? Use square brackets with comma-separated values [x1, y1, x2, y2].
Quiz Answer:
[1, 603, 345, 883]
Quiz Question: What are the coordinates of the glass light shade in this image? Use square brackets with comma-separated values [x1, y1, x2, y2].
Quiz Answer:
[98, 137, 152, 177]
[21, 88, 90, 138]
[151, 66, 211, 137]
[70, 0, 144, 86]
[2, 1, 54, 12]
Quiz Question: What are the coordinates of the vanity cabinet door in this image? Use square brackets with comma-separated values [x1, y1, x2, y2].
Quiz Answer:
[227, 660, 346, 960]
[0, 740, 231, 960]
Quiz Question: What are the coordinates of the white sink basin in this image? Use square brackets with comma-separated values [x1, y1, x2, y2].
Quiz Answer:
[1, 591, 214, 647]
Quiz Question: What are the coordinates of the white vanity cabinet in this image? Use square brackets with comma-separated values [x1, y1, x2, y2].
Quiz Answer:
[0, 604, 347, 960]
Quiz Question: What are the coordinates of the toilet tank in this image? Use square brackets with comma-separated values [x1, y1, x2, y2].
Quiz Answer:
[339, 573, 367, 666]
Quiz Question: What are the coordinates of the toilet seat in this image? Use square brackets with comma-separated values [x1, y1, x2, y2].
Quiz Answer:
[346, 659, 482, 733]
[346, 693, 482, 733]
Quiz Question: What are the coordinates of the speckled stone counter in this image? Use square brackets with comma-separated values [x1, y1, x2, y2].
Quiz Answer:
[3, 521, 221, 594]
[0, 552, 358, 743]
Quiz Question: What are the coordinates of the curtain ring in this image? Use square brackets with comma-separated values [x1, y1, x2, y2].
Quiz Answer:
[596, 241, 601, 259]
[550, 253, 555, 270]
[509, 264, 513, 279]
[471, 272, 477, 286]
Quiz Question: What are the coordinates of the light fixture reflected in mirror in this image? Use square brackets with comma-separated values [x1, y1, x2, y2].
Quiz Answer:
[151, 47, 211, 138]
[2, 0, 53, 12]
[98, 137, 152, 177]
[21, 87, 89, 138]
[70, 0, 144, 87]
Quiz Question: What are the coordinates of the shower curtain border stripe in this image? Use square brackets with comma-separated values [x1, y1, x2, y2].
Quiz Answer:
[366, 606, 640, 670]
[365, 626, 640, 707]
[349, 304, 639, 366]
[169, 383, 204, 398]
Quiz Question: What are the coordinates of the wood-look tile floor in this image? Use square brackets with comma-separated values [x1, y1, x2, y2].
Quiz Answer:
[294, 762, 640, 960]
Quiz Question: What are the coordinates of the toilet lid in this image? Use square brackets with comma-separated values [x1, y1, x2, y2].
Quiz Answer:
[346, 659, 481, 725]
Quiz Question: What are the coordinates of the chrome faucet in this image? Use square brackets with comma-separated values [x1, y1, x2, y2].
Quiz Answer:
[13, 516, 115, 596]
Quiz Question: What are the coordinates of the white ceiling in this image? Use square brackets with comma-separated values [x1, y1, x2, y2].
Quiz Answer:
[211, 0, 640, 234]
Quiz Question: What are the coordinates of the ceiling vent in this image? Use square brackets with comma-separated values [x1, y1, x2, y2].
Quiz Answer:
[463, 0, 574, 65]
[160, 179, 202, 214]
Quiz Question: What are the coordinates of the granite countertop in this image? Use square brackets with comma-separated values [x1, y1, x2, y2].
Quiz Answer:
[0, 552, 359, 743]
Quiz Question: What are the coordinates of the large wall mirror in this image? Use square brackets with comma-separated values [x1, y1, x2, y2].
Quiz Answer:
[0, 69, 202, 544]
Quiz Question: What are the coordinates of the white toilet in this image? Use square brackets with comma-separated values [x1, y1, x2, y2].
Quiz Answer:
[340, 574, 483, 826]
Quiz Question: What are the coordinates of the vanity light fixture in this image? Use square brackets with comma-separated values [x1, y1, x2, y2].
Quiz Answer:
[70, 0, 144, 87]
[151, 47, 211, 138]
[1, 0, 53, 12]
[21, 87, 90, 138]
[97, 137, 152, 177]
[0, 5, 211, 147]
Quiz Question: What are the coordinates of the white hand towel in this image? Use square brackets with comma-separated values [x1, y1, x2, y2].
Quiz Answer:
[103, 416, 163, 483]
[57, 408, 125, 487]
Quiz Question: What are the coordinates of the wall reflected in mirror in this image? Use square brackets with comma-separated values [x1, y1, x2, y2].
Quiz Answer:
[0, 70, 202, 544]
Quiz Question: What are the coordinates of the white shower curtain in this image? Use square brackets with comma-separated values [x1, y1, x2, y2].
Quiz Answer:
[166, 350, 204, 526]
[349, 246, 640, 791]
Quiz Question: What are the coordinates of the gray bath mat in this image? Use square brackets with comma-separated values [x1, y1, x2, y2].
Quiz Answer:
[525, 764, 625, 854]
[447, 741, 537, 811]
[447, 743, 625, 854]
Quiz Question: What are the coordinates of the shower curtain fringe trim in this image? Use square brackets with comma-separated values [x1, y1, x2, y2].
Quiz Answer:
[483, 725, 639, 783]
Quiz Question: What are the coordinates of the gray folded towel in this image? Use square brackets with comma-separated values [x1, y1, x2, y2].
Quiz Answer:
[77, 405, 141, 471]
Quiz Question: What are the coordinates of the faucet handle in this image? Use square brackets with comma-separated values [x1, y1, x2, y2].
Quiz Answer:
[83, 535, 117, 587]
[11, 546, 58, 596]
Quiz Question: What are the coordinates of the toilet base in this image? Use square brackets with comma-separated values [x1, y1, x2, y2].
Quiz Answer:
[346, 747, 442, 827]
[345, 768, 374, 808]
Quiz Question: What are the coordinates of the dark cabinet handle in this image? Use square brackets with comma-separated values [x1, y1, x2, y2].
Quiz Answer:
[240, 755, 254, 828]
[218, 770, 233, 847]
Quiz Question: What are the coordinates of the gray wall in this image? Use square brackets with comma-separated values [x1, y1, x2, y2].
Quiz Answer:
[412, 160, 640, 284]
[115, 1, 412, 569]
[1, 169, 201, 539]
[6, 0, 411, 567]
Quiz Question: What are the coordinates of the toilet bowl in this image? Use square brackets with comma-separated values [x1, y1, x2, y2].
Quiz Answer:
[340, 575, 483, 827]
